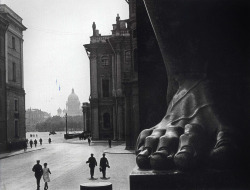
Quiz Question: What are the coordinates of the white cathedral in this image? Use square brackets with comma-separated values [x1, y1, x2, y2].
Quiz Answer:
[57, 89, 82, 117]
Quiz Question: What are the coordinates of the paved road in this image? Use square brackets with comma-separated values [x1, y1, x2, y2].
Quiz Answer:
[0, 140, 136, 190]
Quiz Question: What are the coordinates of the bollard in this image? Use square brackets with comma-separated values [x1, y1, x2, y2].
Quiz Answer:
[80, 182, 112, 190]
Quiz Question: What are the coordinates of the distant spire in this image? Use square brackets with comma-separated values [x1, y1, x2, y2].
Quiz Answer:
[116, 14, 120, 30]
[92, 22, 96, 36]
[72, 88, 74, 93]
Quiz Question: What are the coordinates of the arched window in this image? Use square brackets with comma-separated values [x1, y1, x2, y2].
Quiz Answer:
[103, 113, 111, 129]
[101, 56, 109, 66]
[125, 50, 131, 63]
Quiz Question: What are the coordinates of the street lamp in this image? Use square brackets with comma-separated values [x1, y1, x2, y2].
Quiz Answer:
[65, 113, 68, 134]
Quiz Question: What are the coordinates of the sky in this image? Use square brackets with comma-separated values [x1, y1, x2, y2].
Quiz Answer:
[2, 0, 129, 116]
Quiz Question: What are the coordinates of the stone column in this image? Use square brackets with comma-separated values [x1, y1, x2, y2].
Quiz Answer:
[117, 98, 124, 140]
[90, 53, 98, 98]
[5, 31, 8, 83]
[90, 52, 99, 139]
[91, 99, 99, 139]
[113, 99, 117, 140]
[20, 39, 24, 88]
[111, 55, 116, 96]
[116, 50, 122, 96]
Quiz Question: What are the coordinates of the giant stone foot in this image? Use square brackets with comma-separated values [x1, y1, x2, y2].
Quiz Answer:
[136, 78, 236, 171]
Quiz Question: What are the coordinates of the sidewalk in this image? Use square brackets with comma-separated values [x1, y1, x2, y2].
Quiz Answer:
[104, 143, 135, 154]
[0, 146, 45, 160]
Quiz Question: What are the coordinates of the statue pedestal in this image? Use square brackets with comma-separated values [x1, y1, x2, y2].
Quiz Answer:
[130, 167, 249, 190]
[80, 182, 112, 190]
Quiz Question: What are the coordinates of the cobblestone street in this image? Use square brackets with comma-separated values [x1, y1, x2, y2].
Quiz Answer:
[0, 135, 136, 190]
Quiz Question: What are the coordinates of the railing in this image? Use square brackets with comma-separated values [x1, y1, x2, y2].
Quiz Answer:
[90, 35, 111, 43]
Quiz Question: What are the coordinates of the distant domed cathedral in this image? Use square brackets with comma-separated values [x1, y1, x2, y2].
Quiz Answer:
[66, 89, 82, 116]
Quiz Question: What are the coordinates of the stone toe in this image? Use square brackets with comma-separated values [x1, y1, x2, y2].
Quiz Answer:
[136, 149, 151, 169]
[174, 146, 196, 170]
[150, 149, 175, 170]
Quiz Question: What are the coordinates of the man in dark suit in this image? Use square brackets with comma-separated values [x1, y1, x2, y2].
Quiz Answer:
[32, 160, 43, 190]
[99, 153, 110, 179]
[86, 153, 97, 179]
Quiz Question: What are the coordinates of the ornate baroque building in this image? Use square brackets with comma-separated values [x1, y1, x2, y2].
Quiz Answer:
[84, 0, 139, 148]
[0, 5, 27, 151]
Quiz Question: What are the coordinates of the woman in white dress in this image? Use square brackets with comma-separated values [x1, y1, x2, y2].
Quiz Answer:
[43, 163, 51, 190]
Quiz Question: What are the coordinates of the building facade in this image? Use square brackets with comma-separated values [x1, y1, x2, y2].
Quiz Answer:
[0, 4, 27, 151]
[82, 102, 90, 132]
[26, 108, 51, 132]
[84, 0, 139, 146]
[0, 13, 8, 151]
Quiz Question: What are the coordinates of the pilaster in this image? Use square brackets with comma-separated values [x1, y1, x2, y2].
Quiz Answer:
[90, 52, 98, 99]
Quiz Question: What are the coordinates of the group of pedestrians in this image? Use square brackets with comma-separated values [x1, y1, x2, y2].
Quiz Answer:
[29, 138, 42, 148]
[87, 137, 112, 148]
[86, 153, 110, 179]
[32, 160, 51, 190]
[28, 138, 52, 148]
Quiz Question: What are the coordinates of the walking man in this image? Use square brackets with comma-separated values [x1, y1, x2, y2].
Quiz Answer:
[86, 153, 97, 179]
[32, 160, 43, 190]
[108, 139, 111, 148]
[39, 138, 42, 145]
[87, 137, 91, 146]
[48, 138, 51, 144]
[99, 153, 110, 179]
[34, 139, 37, 147]
[29, 139, 33, 148]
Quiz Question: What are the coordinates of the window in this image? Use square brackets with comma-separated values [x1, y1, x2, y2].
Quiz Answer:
[125, 50, 131, 62]
[14, 99, 18, 112]
[102, 79, 109, 97]
[101, 56, 109, 66]
[15, 120, 19, 137]
[103, 113, 111, 129]
[12, 36, 16, 50]
[12, 62, 16, 82]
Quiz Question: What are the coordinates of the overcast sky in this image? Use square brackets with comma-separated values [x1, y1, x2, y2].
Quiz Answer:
[2, 0, 129, 116]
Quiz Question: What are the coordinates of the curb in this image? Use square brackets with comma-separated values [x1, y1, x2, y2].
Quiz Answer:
[103, 151, 135, 155]
[0, 147, 45, 160]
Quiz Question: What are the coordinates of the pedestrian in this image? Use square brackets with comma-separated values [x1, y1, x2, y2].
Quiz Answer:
[39, 138, 43, 145]
[34, 139, 37, 147]
[30, 139, 33, 148]
[108, 139, 111, 148]
[88, 137, 91, 146]
[43, 163, 51, 190]
[86, 153, 97, 179]
[99, 153, 110, 179]
[32, 160, 43, 190]
[48, 138, 51, 144]
[23, 140, 27, 151]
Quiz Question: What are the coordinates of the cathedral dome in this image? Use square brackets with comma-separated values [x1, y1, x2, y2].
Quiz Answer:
[66, 88, 81, 116]
[68, 89, 80, 102]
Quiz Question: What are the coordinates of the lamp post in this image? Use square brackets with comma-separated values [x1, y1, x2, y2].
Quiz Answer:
[65, 113, 68, 134]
